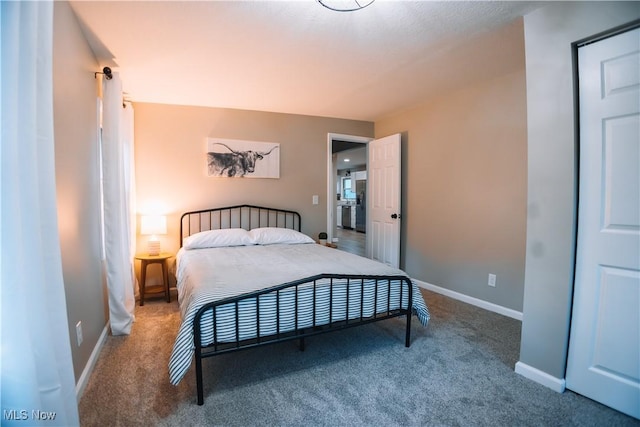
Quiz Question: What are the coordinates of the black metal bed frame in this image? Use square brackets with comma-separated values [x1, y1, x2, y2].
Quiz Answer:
[180, 204, 302, 247]
[179, 205, 414, 405]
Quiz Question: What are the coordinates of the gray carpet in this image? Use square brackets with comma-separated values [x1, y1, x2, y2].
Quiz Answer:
[78, 289, 639, 426]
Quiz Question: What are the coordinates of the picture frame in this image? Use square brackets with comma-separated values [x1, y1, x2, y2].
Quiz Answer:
[206, 138, 280, 178]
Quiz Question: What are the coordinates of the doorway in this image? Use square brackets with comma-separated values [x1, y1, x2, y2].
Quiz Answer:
[326, 133, 371, 257]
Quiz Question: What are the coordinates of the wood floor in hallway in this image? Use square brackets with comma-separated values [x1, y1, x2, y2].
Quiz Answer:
[336, 227, 366, 257]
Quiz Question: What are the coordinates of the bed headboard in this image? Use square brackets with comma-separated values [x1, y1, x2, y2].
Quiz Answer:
[180, 204, 302, 247]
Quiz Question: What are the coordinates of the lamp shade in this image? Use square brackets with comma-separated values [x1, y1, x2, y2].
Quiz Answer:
[140, 215, 167, 236]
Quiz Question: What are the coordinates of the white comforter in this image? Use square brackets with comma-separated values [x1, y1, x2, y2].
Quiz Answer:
[169, 243, 430, 384]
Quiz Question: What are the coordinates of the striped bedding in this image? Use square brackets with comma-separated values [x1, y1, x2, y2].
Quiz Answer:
[169, 242, 430, 385]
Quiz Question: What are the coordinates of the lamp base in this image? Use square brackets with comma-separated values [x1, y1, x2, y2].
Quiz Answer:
[148, 240, 161, 256]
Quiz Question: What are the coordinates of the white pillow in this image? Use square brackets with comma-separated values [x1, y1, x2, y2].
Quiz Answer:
[249, 227, 315, 245]
[183, 228, 255, 249]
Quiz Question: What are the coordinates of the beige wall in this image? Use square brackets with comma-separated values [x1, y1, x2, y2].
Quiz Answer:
[133, 103, 373, 258]
[53, 1, 107, 384]
[375, 69, 528, 312]
[519, 2, 640, 381]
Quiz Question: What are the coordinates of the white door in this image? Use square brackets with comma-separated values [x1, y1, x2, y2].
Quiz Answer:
[368, 133, 401, 267]
[566, 27, 640, 419]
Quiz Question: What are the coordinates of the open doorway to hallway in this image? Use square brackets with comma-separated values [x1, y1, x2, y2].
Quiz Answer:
[327, 133, 371, 258]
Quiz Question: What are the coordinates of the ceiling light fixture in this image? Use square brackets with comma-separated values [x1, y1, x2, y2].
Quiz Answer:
[317, 0, 375, 12]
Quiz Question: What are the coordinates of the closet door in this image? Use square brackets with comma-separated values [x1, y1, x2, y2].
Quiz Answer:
[566, 27, 639, 419]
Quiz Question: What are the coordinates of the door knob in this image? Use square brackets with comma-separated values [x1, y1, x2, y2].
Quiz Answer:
[391, 213, 398, 219]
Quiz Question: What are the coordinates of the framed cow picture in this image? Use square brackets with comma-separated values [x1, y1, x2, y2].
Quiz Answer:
[206, 138, 280, 178]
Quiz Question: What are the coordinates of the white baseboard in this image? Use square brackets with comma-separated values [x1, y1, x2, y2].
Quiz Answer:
[75, 323, 109, 400]
[413, 279, 523, 321]
[413, 280, 564, 394]
[515, 361, 566, 393]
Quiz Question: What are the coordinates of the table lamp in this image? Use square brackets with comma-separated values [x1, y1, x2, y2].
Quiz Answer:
[140, 215, 167, 256]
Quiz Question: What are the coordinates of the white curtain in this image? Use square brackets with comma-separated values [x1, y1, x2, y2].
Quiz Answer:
[123, 101, 138, 299]
[102, 75, 136, 335]
[1, 1, 80, 425]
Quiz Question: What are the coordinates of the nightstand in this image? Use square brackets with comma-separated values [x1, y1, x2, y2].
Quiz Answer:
[135, 252, 173, 306]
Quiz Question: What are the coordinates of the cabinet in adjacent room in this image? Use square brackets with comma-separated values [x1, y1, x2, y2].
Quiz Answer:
[341, 205, 352, 229]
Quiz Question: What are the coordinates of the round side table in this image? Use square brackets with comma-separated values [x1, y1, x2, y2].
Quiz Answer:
[134, 252, 173, 306]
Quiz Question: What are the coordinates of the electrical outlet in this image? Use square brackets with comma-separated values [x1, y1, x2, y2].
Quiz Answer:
[312, 195, 319, 205]
[488, 274, 497, 287]
[76, 321, 83, 346]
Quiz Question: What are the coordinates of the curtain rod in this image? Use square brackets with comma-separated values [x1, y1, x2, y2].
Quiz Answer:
[94, 66, 112, 80]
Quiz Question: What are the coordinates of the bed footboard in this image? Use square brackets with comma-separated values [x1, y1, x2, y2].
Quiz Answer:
[193, 274, 414, 405]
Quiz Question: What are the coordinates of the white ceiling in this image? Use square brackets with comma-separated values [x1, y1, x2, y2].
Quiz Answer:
[70, 0, 543, 122]
[337, 145, 367, 170]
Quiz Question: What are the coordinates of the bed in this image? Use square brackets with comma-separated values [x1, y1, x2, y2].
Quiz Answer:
[168, 205, 430, 405]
